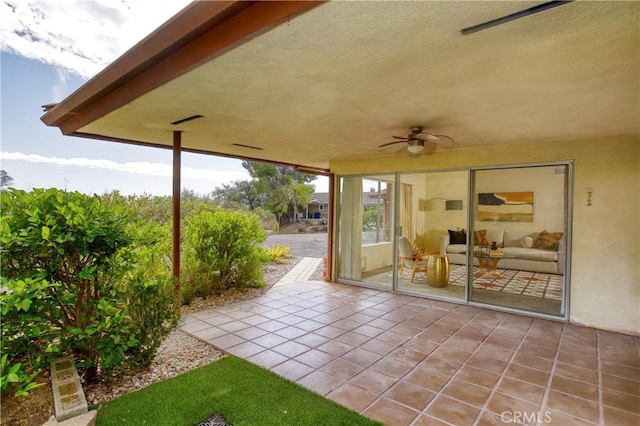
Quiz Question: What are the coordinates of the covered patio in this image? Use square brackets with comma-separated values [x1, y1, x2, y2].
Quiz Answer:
[39, 1, 639, 423]
[41, 0, 639, 336]
[181, 258, 639, 426]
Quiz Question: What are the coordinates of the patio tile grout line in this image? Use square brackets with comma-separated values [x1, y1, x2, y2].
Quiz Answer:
[400, 309, 483, 426]
[466, 314, 535, 426]
[234, 288, 421, 385]
[281, 296, 409, 393]
[596, 330, 604, 426]
[328, 307, 409, 416]
[532, 331, 609, 416]
[312, 294, 435, 418]
[537, 323, 565, 426]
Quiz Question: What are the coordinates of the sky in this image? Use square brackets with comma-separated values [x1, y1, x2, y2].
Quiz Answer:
[0, 0, 327, 196]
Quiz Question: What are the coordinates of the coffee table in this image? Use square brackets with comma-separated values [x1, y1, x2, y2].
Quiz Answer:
[473, 248, 504, 279]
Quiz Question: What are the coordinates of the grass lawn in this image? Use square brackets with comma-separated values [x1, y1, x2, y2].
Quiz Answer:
[95, 356, 381, 426]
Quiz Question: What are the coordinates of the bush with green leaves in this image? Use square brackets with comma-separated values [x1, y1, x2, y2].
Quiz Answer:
[119, 220, 178, 368]
[0, 276, 54, 397]
[182, 210, 269, 303]
[0, 188, 178, 393]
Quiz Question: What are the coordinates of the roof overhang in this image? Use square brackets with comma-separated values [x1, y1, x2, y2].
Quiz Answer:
[42, 1, 640, 172]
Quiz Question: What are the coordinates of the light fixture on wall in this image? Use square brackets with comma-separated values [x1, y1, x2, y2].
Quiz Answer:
[419, 198, 464, 211]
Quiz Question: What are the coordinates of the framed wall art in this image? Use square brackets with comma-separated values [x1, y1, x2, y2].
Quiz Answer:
[477, 192, 534, 222]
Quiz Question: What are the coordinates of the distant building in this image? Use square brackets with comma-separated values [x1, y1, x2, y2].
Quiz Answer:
[306, 193, 329, 219]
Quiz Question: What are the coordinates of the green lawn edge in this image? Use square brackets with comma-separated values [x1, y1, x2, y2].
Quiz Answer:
[94, 356, 382, 426]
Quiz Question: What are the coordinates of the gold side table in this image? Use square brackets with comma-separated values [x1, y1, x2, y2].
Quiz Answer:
[426, 255, 450, 288]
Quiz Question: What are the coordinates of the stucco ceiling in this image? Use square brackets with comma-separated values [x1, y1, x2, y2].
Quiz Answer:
[78, 1, 639, 171]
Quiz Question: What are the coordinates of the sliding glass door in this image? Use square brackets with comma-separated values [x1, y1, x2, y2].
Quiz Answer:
[469, 165, 569, 316]
[396, 170, 468, 301]
[336, 175, 395, 288]
[335, 163, 570, 318]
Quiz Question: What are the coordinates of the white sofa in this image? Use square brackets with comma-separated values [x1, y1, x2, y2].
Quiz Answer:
[440, 229, 565, 274]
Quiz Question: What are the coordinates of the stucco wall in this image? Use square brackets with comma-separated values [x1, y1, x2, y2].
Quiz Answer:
[330, 137, 640, 336]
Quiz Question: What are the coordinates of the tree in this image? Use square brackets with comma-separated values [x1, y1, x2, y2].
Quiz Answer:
[212, 180, 264, 211]
[0, 170, 14, 190]
[241, 161, 316, 223]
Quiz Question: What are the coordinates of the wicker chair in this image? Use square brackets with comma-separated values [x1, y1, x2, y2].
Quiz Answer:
[398, 236, 427, 282]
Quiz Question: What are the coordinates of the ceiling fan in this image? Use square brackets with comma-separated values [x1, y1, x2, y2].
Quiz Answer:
[379, 126, 455, 155]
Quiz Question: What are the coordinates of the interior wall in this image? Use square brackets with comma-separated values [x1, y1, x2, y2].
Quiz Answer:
[361, 242, 393, 273]
[330, 137, 640, 336]
[421, 171, 468, 251]
[474, 167, 566, 236]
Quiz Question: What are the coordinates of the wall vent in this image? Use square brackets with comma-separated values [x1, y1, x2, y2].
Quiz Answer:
[233, 143, 263, 150]
[171, 115, 203, 125]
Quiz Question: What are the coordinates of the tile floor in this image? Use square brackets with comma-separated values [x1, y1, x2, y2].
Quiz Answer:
[180, 258, 639, 426]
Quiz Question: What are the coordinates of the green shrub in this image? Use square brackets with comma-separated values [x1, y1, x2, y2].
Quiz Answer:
[119, 220, 178, 369]
[0, 354, 44, 398]
[182, 210, 269, 302]
[0, 276, 55, 397]
[0, 188, 178, 387]
[265, 244, 291, 264]
[1, 188, 133, 382]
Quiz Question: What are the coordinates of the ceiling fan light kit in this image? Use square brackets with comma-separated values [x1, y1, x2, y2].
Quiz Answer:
[407, 140, 424, 154]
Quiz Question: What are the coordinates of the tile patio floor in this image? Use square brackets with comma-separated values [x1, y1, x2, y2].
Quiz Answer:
[180, 258, 640, 426]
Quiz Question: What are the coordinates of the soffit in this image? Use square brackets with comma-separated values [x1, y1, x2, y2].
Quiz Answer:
[78, 1, 640, 170]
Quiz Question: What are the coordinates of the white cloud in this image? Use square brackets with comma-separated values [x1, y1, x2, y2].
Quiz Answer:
[0, 0, 191, 79]
[1, 151, 250, 184]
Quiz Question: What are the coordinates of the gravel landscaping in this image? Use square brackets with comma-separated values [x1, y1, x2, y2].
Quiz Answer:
[0, 258, 301, 426]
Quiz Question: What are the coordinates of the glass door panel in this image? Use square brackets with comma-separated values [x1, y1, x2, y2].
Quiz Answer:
[396, 170, 468, 301]
[336, 175, 395, 289]
[470, 166, 568, 316]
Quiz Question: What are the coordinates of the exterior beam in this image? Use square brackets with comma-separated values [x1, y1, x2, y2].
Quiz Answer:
[173, 131, 182, 303]
[327, 173, 335, 281]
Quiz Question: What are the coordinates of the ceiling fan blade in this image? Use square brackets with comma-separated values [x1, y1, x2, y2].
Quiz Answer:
[423, 141, 439, 154]
[379, 140, 409, 148]
[414, 132, 441, 141]
[392, 136, 409, 140]
[433, 134, 455, 144]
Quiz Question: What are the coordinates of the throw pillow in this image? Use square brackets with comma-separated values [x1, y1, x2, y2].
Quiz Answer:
[448, 229, 466, 244]
[521, 236, 534, 248]
[533, 230, 564, 250]
[474, 229, 489, 246]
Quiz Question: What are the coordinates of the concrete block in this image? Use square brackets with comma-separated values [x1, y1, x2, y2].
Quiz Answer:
[50, 357, 88, 422]
[42, 410, 97, 426]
